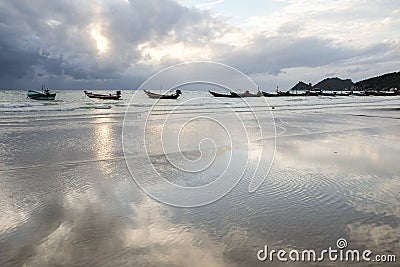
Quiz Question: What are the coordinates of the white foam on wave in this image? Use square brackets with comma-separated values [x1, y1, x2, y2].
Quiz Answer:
[0, 102, 42, 109]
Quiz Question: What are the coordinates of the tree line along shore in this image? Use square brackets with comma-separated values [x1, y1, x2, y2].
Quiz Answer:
[286, 71, 400, 92]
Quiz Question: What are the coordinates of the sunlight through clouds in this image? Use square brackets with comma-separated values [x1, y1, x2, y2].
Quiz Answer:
[90, 26, 109, 54]
[137, 41, 213, 64]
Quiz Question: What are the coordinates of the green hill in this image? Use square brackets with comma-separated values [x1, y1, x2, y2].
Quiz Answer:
[313, 77, 354, 91]
[289, 81, 312, 91]
[355, 71, 400, 90]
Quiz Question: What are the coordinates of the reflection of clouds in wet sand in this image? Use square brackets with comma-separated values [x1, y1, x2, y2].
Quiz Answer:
[275, 132, 400, 176]
[346, 177, 400, 255]
[25, 188, 112, 266]
[348, 223, 400, 254]
[0, 206, 29, 236]
[25, 187, 232, 267]
[272, 118, 400, 260]
[348, 176, 400, 218]
[0, 181, 34, 236]
[123, 199, 230, 267]
[28, 223, 74, 266]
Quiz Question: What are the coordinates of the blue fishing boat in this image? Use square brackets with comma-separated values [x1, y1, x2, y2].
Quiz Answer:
[27, 85, 56, 100]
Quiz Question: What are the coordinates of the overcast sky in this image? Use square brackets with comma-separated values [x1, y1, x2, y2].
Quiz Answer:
[0, 0, 399, 90]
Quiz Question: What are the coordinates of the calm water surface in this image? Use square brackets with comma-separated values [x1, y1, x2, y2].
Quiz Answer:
[0, 90, 399, 266]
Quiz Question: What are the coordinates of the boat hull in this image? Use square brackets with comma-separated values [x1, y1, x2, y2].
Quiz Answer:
[27, 90, 56, 100]
[263, 91, 306, 97]
[209, 91, 240, 98]
[143, 90, 181, 99]
[262, 92, 279, 97]
[209, 91, 262, 98]
[84, 91, 121, 100]
[237, 92, 262, 97]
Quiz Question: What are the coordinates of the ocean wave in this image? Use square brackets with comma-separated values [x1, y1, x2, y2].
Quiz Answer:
[79, 105, 111, 110]
[0, 107, 76, 113]
[0, 103, 42, 109]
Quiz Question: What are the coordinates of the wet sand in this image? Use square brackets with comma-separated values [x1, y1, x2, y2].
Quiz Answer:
[0, 92, 399, 266]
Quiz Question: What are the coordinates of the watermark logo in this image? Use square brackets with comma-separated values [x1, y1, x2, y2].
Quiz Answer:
[257, 238, 397, 263]
[336, 238, 347, 249]
[122, 61, 276, 207]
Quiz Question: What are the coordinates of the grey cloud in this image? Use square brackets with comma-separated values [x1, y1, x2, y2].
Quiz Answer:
[0, 0, 398, 89]
[0, 0, 221, 88]
[277, 21, 304, 34]
[223, 36, 393, 75]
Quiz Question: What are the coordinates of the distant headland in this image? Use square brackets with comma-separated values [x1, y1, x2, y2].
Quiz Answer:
[289, 71, 400, 92]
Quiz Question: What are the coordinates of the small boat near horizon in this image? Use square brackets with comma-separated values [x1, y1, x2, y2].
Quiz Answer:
[364, 90, 398, 96]
[209, 90, 262, 98]
[84, 90, 121, 100]
[209, 91, 240, 98]
[262, 91, 307, 97]
[276, 90, 296, 96]
[237, 90, 262, 97]
[335, 92, 352, 96]
[305, 90, 322, 96]
[144, 89, 182, 99]
[319, 91, 352, 96]
[262, 91, 279, 97]
[27, 85, 56, 100]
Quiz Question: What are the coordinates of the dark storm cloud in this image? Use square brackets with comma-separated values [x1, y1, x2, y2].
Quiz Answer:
[0, 0, 222, 88]
[223, 36, 393, 75]
[0, 0, 397, 89]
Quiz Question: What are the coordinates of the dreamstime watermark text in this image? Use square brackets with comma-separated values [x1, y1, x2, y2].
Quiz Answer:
[257, 238, 396, 263]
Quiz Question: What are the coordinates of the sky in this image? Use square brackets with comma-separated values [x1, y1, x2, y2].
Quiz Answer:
[0, 0, 399, 90]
